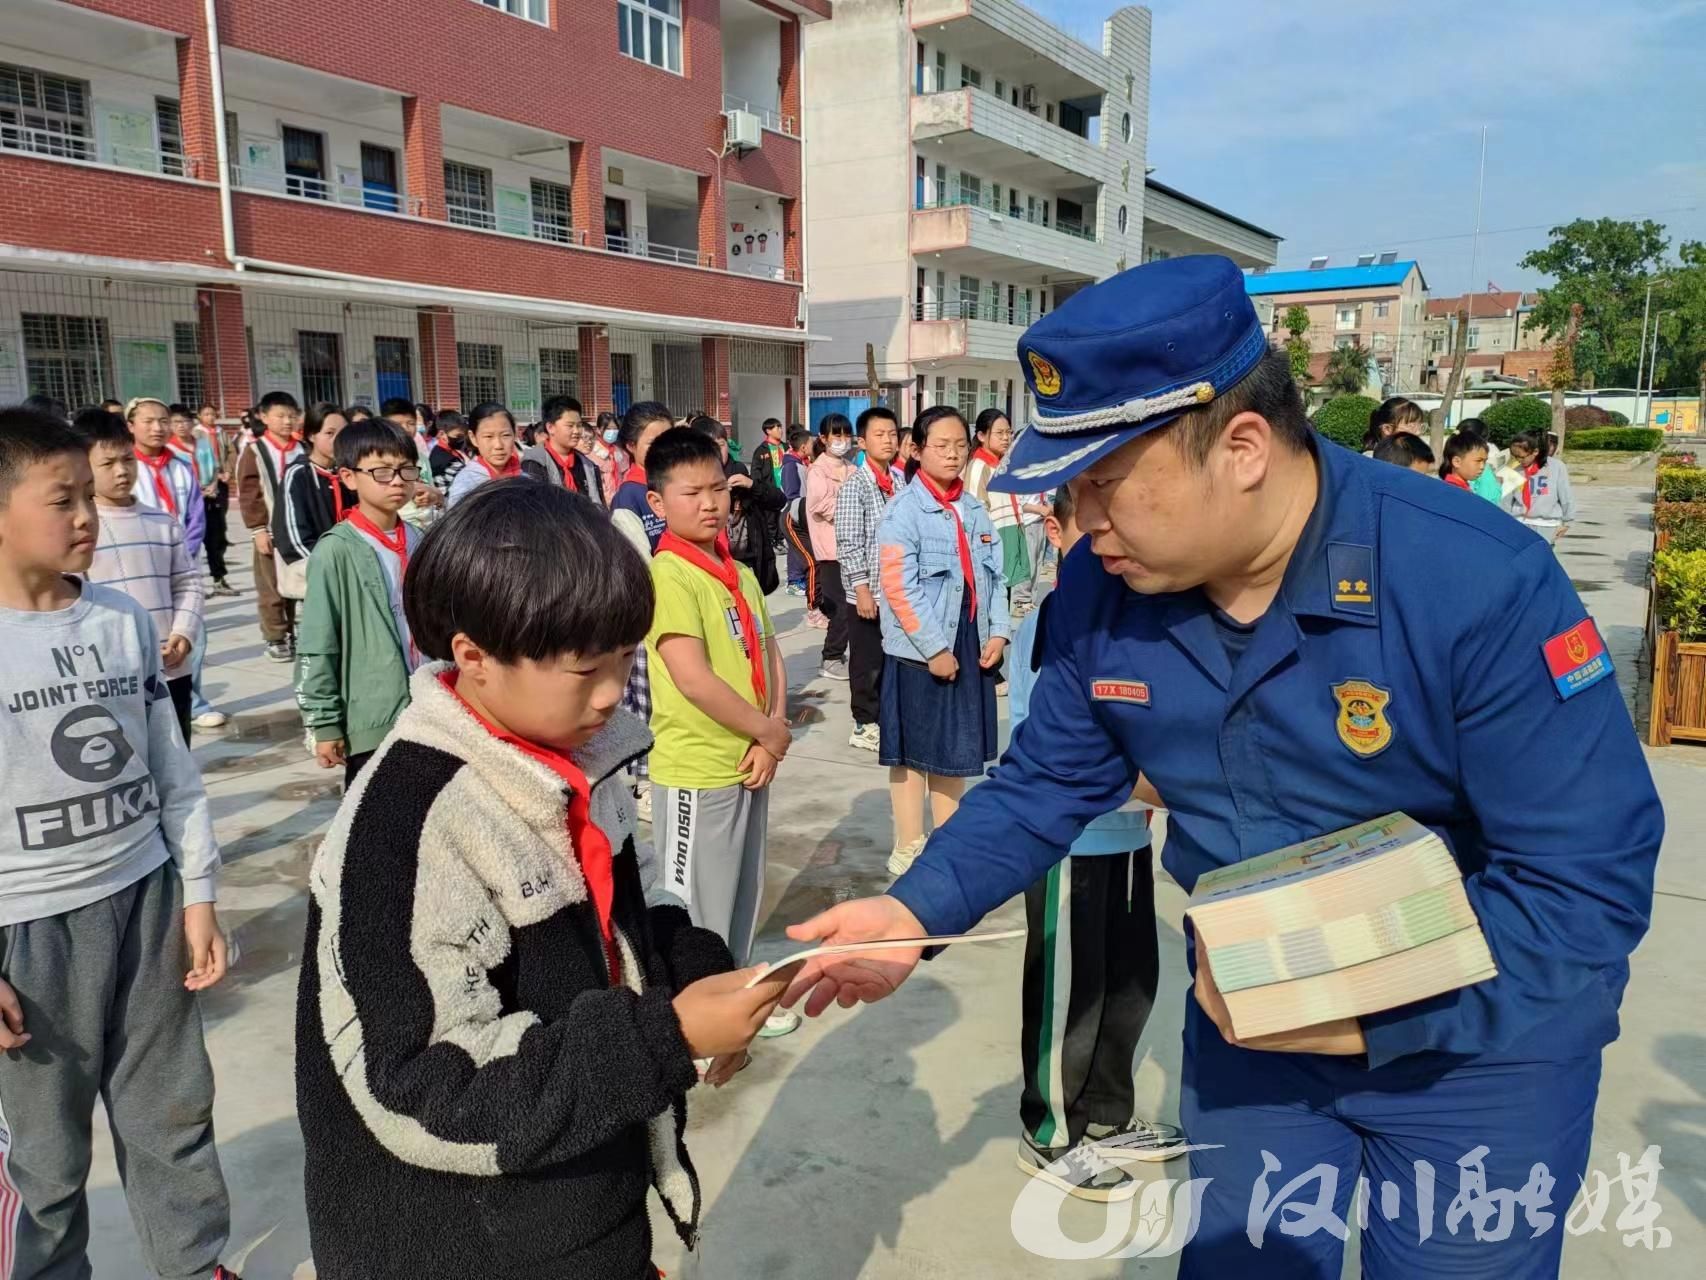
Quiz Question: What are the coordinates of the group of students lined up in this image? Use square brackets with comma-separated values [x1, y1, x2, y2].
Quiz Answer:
[1360, 395, 1578, 543]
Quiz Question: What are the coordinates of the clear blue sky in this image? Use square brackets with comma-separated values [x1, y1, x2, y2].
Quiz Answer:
[1027, 0, 1706, 294]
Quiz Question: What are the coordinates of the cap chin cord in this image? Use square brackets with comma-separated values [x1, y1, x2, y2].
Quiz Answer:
[1029, 381, 1216, 436]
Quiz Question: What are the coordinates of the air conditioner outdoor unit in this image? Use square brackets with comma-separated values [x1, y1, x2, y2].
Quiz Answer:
[724, 110, 763, 153]
[1021, 84, 1039, 110]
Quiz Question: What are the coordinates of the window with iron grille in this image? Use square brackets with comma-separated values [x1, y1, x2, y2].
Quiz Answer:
[531, 179, 571, 243]
[156, 98, 186, 176]
[22, 313, 109, 406]
[0, 63, 92, 161]
[956, 378, 979, 419]
[444, 161, 495, 229]
[283, 126, 327, 199]
[174, 321, 205, 408]
[539, 347, 579, 400]
[457, 342, 503, 407]
[297, 331, 344, 406]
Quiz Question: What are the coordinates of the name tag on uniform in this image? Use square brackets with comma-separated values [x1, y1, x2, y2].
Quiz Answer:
[1542, 619, 1613, 700]
[1092, 678, 1151, 706]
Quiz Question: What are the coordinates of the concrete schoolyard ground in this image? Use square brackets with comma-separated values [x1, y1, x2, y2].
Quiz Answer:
[81, 463, 1704, 1278]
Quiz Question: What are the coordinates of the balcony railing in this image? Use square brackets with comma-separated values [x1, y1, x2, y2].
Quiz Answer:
[722, 92, 795, 137]
[234, 165, 424, 216]
[914, 299, 1033, 325]
[913, 67, 1095, 145]
[915, 190, 1097, 243]
[606, 233, 709, 267]
[1, 123, 205, 178]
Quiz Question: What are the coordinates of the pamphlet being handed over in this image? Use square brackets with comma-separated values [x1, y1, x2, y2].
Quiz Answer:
[743, 928, 1026, 988]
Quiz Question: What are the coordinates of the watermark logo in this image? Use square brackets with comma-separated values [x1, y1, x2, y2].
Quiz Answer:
[1011, 1142, 1672, 1259]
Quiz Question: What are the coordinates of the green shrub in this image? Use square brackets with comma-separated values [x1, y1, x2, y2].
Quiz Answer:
[1658, 469, 1706, 502]
[1656, 502, 1706, 553]
[1564, 427, 1664, 451]
[1565, 405, 1614, 430]
[1608, 410, 1630, 426]
[1312, 395, 1379, 450]
[1654, 549, 1706, 641]
[1479, 396, 1553, 447]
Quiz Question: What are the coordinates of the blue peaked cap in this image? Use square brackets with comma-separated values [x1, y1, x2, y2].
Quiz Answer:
[991, 254, 1268, 493]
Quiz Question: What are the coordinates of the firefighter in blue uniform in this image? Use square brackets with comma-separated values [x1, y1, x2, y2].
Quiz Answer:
[782, 255, 1663, 1277]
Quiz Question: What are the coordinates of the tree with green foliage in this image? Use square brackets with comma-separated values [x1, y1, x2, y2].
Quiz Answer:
[1312, 395, 1379, 450]
[1479, 396, 1553, 447]
[1323, 343, 1372, 396]
[1521, 218, 1665, 386]
[1282, 305, 1312, 384]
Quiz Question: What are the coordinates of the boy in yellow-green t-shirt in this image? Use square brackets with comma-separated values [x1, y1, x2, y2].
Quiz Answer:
[645, 427, 799, 1037]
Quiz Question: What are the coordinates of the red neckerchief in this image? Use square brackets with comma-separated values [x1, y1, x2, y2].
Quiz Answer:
[916, 471, 976, 620]
[1445, 473, 1471, 491]
[622, 463, 646, 487]
[1521, 460, 1540, 513]
[438, 670, 621, 983]
[165, 437, 196, 463]
[262, 434, 297, 486]
[867, 454, 894, 498]
[134, 448, 177, 516]
[439, 441, 468, 463]
[311, 461, 348, 522]
[971, 446, 1021, 520]
[348, 507, 417, 666]
[542, 442, 580, 492]
[474, 454, 521, 481]
[656, 531, 767, 706]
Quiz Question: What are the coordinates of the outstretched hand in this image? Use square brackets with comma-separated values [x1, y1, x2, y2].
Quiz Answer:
[780, 894, 927, 1018]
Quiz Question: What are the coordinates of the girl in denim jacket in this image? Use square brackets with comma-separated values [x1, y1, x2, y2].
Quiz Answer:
[875, 406, 1010, 876]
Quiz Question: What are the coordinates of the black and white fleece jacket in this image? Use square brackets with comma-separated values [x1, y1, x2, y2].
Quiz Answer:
[295, 664, 733, 1279]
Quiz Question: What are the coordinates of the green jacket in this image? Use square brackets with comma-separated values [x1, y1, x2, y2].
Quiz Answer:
[296, 521, 413, 755]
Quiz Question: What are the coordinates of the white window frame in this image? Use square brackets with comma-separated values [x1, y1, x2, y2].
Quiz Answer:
[618, 0, 683, 76]
[444, 160, 495, 230]
[530, 177, 572, 243]
[1466, 325, 1480, 351]
[1335, 306, 1357, 331]
[475, 0, 547, 25]
[1373, 300, 1390, 319]
[0, 62, 93, 162]
[457, 341, 503, 407]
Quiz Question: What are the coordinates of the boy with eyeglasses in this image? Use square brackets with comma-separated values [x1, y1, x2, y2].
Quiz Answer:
[296, 420, 426, 787]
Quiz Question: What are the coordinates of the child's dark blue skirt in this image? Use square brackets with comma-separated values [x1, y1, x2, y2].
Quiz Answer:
[878, 615, 998, 777]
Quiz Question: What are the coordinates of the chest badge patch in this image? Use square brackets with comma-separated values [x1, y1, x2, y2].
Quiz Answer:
[1092, 678, 1151, 707]
[1331, 679, 1393, 757]
[1542, 618, 1613, 700]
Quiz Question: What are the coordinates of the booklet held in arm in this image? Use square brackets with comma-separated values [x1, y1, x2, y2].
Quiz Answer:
[1185, 813, 1496, 1040]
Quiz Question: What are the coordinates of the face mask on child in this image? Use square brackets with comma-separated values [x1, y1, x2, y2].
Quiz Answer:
[829, 439, 851, 458]
[603, 428, 620, 445]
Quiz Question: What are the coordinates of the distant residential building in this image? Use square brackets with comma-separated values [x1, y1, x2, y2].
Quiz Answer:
[803, 0, 1278, 426]
[1245, 257, 1429, 394]
[1419, 289, 1550, 389]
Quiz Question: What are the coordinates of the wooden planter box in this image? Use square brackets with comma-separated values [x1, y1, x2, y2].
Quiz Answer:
[1650, 630, 1706, 745]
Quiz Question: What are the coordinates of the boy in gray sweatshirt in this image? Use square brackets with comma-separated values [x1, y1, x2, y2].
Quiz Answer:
[0, 408, 241, 1280]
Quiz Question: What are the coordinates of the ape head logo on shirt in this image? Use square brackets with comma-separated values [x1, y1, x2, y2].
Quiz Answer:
[50, 705, 136, 783]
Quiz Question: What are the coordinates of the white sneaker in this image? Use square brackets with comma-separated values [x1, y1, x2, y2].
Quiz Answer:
[848, 723, 880, 752]
[819, 659, 849, 681]
[1084, 1118, 1190, 1162]
[192, 710, 228, 730]
[757, 1007, 801, 1038]
[635, 785, 652, 824]
[886, 835, 927, 878]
